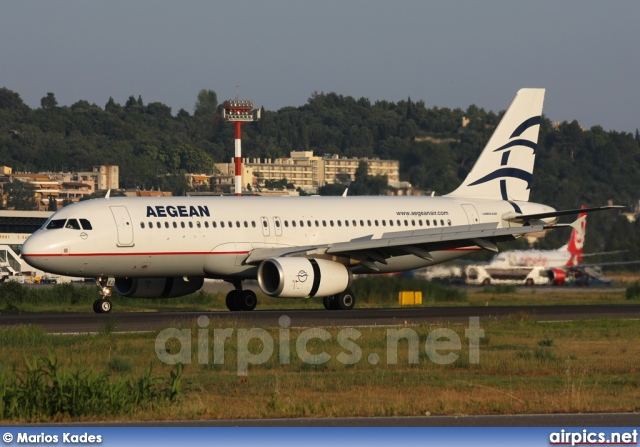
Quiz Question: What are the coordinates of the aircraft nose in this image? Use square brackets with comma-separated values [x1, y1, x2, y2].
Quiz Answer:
[21, 234, 44, 269]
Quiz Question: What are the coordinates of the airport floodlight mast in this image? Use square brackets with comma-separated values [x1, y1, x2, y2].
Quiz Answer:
[222, 99, 261, 196]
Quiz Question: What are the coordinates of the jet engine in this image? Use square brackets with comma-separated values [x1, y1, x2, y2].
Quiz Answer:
[548, 268, 566, 286]
[257, 257, 351, 298]
[114, 277, 204, 298]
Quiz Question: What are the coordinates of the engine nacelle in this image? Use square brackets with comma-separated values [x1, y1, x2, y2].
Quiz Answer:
[257, 257, 351, 298]
[549, 268, 566, 286]
[114, 277, 204, 298]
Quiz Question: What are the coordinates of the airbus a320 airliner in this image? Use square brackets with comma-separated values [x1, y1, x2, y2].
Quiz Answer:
[21, 89, 620, 313]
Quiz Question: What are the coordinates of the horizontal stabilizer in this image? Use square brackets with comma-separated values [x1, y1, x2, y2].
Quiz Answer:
[503, 205, 624, 223]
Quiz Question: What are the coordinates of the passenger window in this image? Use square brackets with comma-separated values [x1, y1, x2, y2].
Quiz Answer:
[433, 220, 437, 226]
[322, 220, 327, 227]
[291, 221, 296, 227]
[189, 222, 193, 228]
[197, 222, 201, 228]
[404, 220, 408, 226]
[411, 220, 415, 226]
[141, 222, 145, 229]
[337, 220, 342, 227]
[330, 220, 334, 227]
[236, 221, 240, 228]
[447, 219, 452, 226]
[148, 221, 153, 228]
[181, 222, 186, 228]
[419, 220, 423, 226]
[352, 220, 357, 226]
[252, 221, 256, 228]
[367, 220, 371, 226]
[213, 221, 217, 228]
[389, 220, 393, 226]
[156, 222, 161, 228]
[315, 220, 319, 227]
[374, 220, 379, 226]
[262, 221, 266, 228]
[440, 219, 445, 226]
[397, 220, 401, 226]
[307, 220, 312, 227]
[228, 221, 232, 228]
[79, 219, 92, 230]
[205, 222, 209, 228]
[360, 220, 364, 226]
[276, 220, 281, 228]
[165, 222, 170, 228]
[173, 222, 178, 228]
[382, 220, 386, 226]
[244, 221, 248, 228]
[426, 220, 430, 227]
[345, 220, 349, 227]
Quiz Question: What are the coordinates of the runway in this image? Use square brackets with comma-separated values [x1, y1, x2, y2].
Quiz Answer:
[2, 304, 640, 333]
[32, 412, 640, 427]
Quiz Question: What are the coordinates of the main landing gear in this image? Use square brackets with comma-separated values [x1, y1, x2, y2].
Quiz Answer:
[322, 289, 356, 310]
[93, 277, 114, 314]
[225, 280, 257, 312]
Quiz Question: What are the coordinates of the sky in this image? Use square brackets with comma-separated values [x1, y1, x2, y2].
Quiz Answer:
[1, 1, 639, 133]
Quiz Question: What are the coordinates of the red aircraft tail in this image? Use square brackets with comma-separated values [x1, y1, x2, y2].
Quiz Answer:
[565, 206, 587, 267]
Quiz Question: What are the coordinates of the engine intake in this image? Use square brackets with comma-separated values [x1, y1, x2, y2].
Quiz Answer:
[257, 257, 351, 298]
[114, 277, 204, 298]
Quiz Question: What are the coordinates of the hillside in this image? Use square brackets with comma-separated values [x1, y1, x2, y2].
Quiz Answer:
[1, 87, 639, 262]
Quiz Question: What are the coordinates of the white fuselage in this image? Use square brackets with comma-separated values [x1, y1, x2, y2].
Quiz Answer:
[21, 195, 556, 279]
[489, 250, 572, 268]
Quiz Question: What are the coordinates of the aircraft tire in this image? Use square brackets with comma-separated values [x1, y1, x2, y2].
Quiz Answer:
[525, 278, 534, 286]
[322, 296, 335, 310]
[239, 290, 257, 311]
[335, 290, 356, 310]
[482, 278, 491, 286]
[94, 299, 112, 313]
[225, 290, 242, 312]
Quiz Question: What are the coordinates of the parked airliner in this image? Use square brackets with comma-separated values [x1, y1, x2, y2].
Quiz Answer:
[490, 207, 588, 268]
[21, 89, 620, 313]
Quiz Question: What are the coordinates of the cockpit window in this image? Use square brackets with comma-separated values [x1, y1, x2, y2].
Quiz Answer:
[65, 219, 81, 230]
[46, 219, 67, 230]
[79, 219, 93, 230]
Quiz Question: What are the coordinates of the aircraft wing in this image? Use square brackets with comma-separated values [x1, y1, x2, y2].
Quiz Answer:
[244, 221, 569, 269]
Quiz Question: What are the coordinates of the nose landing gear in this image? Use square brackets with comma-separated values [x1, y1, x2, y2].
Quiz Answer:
[93, 277, 115, 313]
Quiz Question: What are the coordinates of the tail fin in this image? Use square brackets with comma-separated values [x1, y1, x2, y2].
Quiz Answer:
[447, 88, 546, 201]
[565, 207, 587, 266]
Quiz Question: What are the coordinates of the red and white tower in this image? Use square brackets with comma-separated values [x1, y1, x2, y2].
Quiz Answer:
[223, 99, 261, 196]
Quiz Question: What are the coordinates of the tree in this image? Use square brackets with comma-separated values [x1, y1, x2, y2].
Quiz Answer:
[0, 88, 26, 110]
[5, 181, 37, 210]
[40, 92, 58, 109]
[318, 182, 347, 196]
[194, 89, 218, 117]
[350, 161, 388, 196]
[47, 194, 57, 211]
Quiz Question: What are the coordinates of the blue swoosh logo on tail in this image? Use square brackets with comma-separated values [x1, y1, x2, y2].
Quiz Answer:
[468, 168, 532, 189]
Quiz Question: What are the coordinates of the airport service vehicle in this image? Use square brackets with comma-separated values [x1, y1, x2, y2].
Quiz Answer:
[548, 265, 613, 286]
[465, 265, 549, 286]
[21, 89, 620, 313]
